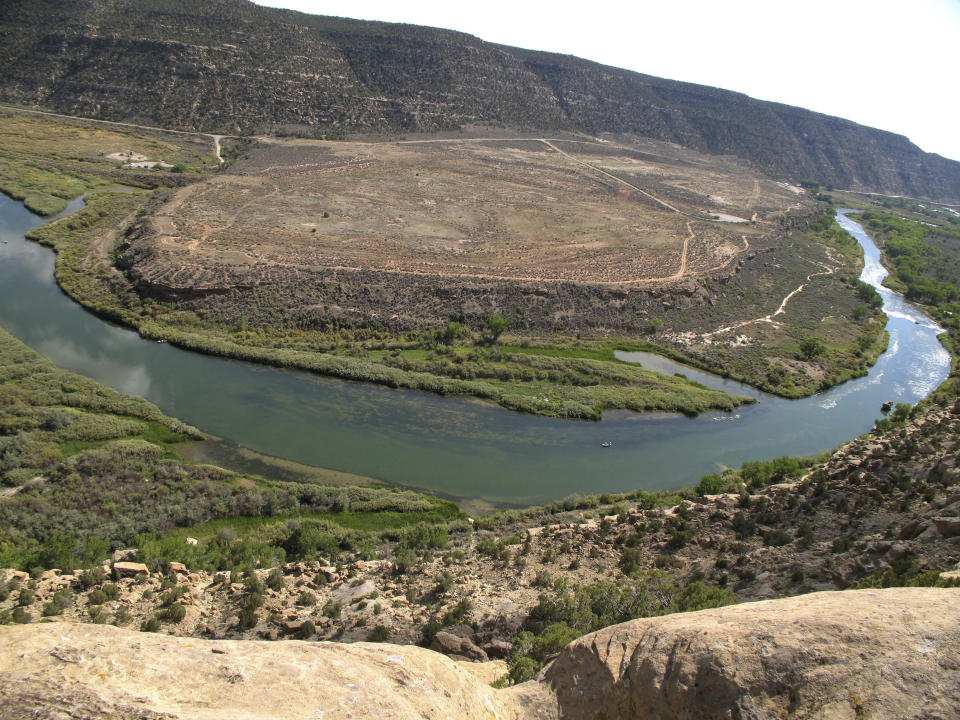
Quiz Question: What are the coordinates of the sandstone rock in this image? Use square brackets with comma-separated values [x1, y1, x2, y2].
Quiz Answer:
[542, 588, 960, 720]
[354, 560, 391, 573]
[460, 659, 509, 686]
[869, 540, 892, 554]
[2, 589, 958, 719]
[483, 639, 513, 659]
[0, 624, 517, 720]
[431, 631, 488, 662]
[111, 562, 149, 579]
[184, 537, 198, 546]
[168, 562, 188, 574]
[885, 542, 911, 561]
[933, 516, 960, 537]
[110, 548, 138, 563]
[442, 623, 476, 640]
[317, 565, 338, 582]
[332, 579, 376, 604]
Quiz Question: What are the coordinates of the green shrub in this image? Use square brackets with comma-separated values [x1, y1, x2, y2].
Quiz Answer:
[441, 598, 472, 626]
[160, 587, 185, 607]
[831, 536, 853, 553]
[508, 656, 539, 684]
[296, 591, 316, 607]
[266, 568, 285, 591]
[238, 607, 258, 630]
[670, 582, 737, 613]
[393, 549, 417, 574]
[696, 474, 725, 495]
[763, 529, 793, 547]
[322, 600, 342, 618]
[41, 601, 63, 617]
[79, 567, 106, 589]
[296, 620, 316, 639]
[241, 592, 264, 611]
[420, 619, 442, 646]
[366, 625, 390, 642]
[508, 623, 580, 682]
[161, 602, 186, 623]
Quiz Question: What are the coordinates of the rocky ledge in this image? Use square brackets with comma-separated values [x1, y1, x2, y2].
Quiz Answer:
[1, 587, 957, 719]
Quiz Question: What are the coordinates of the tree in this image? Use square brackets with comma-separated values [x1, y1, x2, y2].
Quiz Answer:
[486, 314, 508, 343]
[891, 403, 913, 423]
[437, 321, 461, 345]
[799, 337, 825, 360]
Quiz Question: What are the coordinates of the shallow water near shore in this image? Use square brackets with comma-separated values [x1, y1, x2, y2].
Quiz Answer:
[0, 198, 950, 504]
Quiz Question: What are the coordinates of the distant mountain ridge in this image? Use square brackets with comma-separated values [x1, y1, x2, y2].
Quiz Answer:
[2, 0, 959, 201]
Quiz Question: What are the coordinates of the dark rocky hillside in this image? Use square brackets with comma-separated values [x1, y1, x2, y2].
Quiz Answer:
[2, 0, 959, 201]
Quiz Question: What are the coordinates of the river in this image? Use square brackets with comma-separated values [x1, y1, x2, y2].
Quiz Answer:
[0, 198, 950, 504]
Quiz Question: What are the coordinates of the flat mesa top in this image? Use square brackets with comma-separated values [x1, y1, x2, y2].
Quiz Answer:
[145, 136, 807, 289]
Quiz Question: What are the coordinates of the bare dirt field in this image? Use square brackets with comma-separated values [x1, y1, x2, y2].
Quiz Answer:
[134, 136, 809, 295]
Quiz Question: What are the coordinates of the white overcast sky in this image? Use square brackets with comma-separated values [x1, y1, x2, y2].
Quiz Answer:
[252, 0, 960, 162]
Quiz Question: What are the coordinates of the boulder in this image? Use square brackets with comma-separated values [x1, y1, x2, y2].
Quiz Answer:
[0, 624, 514, 720]
[431, 631, 488, 662]
[110, 548, 138, 563]
[885, 542, 911, 561]
[897, 520, 923, 540]
[317, 565, 339, 582]
[168, 562, 188, 575]
[933, 517, 960, 537]
[111, 562, 149, 579]
[483, 639, 513, 659]
[281, 620, 303, 635]
[441, 623, 476, 640]
[332, 579, 376, 604]
[184, 537, 199, 546]
[542, 588, 960, 720]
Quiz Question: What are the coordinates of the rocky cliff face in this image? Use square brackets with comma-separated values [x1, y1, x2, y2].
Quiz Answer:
[1, 0, 959, 201]
[2, 588, 958, 719]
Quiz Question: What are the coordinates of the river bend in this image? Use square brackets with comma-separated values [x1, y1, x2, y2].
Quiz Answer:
[0, 200, 950, 504]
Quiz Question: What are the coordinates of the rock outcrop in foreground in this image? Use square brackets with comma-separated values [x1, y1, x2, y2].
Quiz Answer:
[1, 588, 957, 719]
